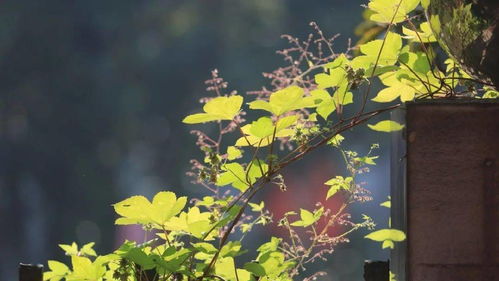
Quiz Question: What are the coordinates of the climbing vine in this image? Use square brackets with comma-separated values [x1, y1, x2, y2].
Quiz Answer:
[43, 1, 497, 281]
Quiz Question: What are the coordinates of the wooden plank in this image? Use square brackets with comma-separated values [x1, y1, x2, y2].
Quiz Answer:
[405, 100, 499, 281]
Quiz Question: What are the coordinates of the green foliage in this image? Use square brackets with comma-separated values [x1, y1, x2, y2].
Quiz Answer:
[45, 0, 497, 280]
[248, 86, 314, 116]
[113, 192, 187, 228]
[289, 208, 324, 227]
[365, 229, 406, 249]
[368, 120, 405, 132]
[183, 95, 243, 124]
[368, 0, 420, 24]
[325, 176, 352, 199]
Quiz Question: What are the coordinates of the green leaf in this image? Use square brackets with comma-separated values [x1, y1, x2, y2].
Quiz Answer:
[44, 261, 70, 281]
[226, 146, 242, 160]
[290, 208, 323, 227]
[250, 117, 275, 138]
[368, 0, 420, 24]
[328, 134, 345, 147]
[325, 176, 353, 199]
[332, 87, 353, 106]
[383, 240, 395, 249]
[372, 81, 415, 102]
[257, 237, 281, 256]
[248, 86, 313, 116]
[125, 248, 155, 270]
[244, 262, 266, 277]
[315, 66, 347, 89]
[192, 242, 218, 254]
[365, 229, 406, 242]
[483, 87, 499, 99]
[165, 207, 215, 239]
[351, 32, 402, 69]
[220, 241, 245, 258]
[234, 115, 297, 147]
[354, 156, 379, 165]
[276, 115, 298, 131]
[68, 255, 106, 281]
[216, 162, 247, 189]
[368, 120, 405, 132]
[183, 95, 243, 124]
[380, 198, 391, 208]
[390, 271, 398, 281]
[249, 201, 265, 212]
[215, 257, 252, 281]
[113, 191, 187, 228]
[59, 242, 79, 256]
[311, 84, 353, 120]
[399, 51, 431, 74]
[402, 22, 436, 43]
[80, 242, 97, 257]
[311, 89, 334, 119]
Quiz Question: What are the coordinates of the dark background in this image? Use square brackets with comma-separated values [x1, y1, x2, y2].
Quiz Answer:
[0, 1, 391, 280]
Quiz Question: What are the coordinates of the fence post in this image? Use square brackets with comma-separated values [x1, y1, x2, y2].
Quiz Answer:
[19, 263, 43, 281]
[364, 260, 389, 281]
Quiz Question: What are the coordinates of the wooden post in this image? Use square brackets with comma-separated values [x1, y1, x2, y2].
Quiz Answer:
[403, 100, 499, 280]
[19, 264, 43, 281]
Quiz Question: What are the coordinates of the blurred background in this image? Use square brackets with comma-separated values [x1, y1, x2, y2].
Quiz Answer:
[0, 1, 392, 280]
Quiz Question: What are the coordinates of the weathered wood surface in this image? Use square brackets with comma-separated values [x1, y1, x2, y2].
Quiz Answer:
[406, 101, 499, 281]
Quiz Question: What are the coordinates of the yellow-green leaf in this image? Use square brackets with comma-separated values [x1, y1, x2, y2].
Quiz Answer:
[352, 32, 402, 69]
[368, 0, 420, 24]
[113, 191, 187, 228]
[234, 115, 297, 147]
[226, 146, 242, 160]
[325, 176, 352, 199]
[365, 229, 406, 242]
[44, 261, 70, 281]
[249, 201, 265, 212]
[382, 240, 395, 249]
[328, 134, 345, 147]
[248, 86, 313, 116]
[368, 120, 404, 132]
[250, 117, 275, 138]
[290, 208, 323, 227]
[183, 95, 243, 124]
[402, 22, 436, 43]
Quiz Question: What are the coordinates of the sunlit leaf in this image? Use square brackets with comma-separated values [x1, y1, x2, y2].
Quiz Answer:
[44, 261, 70, 281]
[113, 191, 187, 228]
[248, 86, 314, 116]
[368, 120, 404, 132]
[216, 161, 268, 191]
[249, 201, 265, 212]
[250, 117, 275, 138]
[226, 146, 242, 160]
[59, 242, 79, 256]
[402, 22, 436, 43]
[365, 229, 406, 242]
[183, 95, 243, 124]
[368, 0, 420, 24]
[165, 207, 215, 239]
[380, 199, 391, 208]
[325, 176, 352, 199]
[352, 32, 402, 70]
[328, 134, 345, 147]
[382, 240, 395, 249]
[235, 115, 297, 147]
[290, 208, 323, 227]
